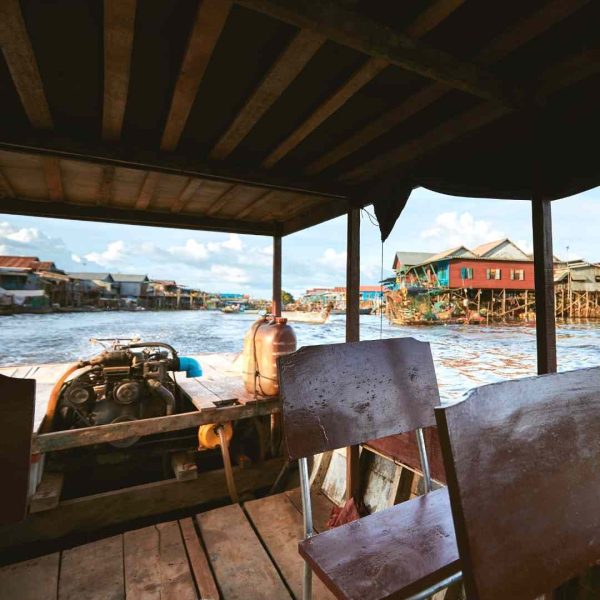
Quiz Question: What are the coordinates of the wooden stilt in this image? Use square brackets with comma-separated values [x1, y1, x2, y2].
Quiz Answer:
[346, 206, 360, 501]
[272, 234, 282, 316]
[532, 197, 557, 374]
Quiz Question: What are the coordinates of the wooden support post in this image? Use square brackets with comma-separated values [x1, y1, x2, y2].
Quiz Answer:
[532, 197, 557, 374]
[346, 207, 360, 501]
[272, 234, 282, 317]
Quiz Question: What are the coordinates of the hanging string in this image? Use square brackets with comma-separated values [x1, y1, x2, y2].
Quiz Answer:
[380, 239, 384, 339]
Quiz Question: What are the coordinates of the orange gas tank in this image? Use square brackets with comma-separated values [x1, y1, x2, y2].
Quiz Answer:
[242, 317, 297, 397]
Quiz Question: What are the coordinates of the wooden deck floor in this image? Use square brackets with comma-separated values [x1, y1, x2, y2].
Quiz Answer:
[0, 490, 336, 600]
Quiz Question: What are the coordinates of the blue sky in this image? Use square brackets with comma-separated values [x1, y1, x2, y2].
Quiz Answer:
[1, 186, 598, 298]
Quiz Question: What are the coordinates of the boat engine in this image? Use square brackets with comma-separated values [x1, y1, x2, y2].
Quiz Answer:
[55, 342, 200, 446]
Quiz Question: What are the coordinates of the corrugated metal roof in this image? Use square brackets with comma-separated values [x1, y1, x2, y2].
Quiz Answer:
[111, 274, 149, 283]
[0, 256, 39, 268]
[393, 252, 433, 269]
[68, 272, 113, 282]
[472, 239, 508, 257]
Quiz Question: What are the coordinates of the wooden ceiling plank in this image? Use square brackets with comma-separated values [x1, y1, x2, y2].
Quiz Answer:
[263, 0, 465, 170]
[161, 0, 233, 152]
[134, 171, 160, 210]
[403, 0, 466, 39]
[42, 157, 64, 201]
[0, 195, 274, 236]
[97, 166, 116, 206]
[0, 170, 16, 198]
[210, 29, 326, 160]
[171, 178, 204, 213]
[342, 44, 600, 184]
[307, 0, 589, 176]
[0, 0, 53, 128]
[341, 103, 510, 183]
[102, 0, 137, 142]
[235, 0, 516, 105]
[236, 190, 276, 219]
[204, 184, 239, 216]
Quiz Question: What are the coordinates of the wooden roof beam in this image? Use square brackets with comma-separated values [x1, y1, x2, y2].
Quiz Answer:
[204, 184, 238, 216]
[343, 45, 600, 184]
[0, 170, 15, 198]
[97, 165, 115, 206]
[235, 0, 518, 105]
[42, 157, 64, 201]
[170, 178, 204, 213]
[134, 171, 160, 210]
[306, 0, 589, 176]
[261, 0, 464, 169]
[0, 132, 349, 199]
[0, 195, 274, 236]
[210, 29, 325, 160]
[161, 0, 232, 152]
[0, 0, 53, 128]
[102, 0, 137, 142]
[236, 190, 276, 219]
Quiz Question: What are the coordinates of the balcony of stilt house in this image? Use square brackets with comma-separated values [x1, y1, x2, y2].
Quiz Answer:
[2, 0, 600, 598]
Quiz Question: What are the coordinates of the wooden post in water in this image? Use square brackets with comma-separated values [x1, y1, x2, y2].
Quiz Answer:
[346, 207, 360, 501]
[532, 197, 557, 374]
[272, 234, 282, 317]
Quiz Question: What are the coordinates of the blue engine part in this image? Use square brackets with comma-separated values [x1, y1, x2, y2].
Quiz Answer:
[177, 356, 202, 378]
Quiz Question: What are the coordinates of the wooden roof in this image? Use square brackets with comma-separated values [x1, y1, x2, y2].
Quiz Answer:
[0, 0, 599, 237]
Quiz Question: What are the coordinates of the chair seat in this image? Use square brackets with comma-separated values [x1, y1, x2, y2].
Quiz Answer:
[299, 487, 460, 600]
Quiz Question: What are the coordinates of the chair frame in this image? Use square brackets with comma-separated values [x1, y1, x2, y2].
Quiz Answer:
[298, 431, 461, 600]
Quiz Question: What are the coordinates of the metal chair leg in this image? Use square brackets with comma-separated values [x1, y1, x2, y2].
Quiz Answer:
[299, 456, 314, 600]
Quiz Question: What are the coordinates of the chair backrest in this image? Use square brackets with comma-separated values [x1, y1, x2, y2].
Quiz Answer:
[0, 375, 35, 525]
[435, 366, 600, 600]
[278, 337, 440, 460]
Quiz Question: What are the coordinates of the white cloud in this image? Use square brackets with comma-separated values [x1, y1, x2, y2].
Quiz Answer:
[318, 248, 347, 271]
[84, 240, 126, 267]
[421, 211, 505, 249]
[210, 264, 249, 283]
[169, 239, 210, 262]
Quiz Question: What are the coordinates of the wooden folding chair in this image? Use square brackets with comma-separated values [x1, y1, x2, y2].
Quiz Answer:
[435, 366, 600, 600]
[278, 338, 462, 600]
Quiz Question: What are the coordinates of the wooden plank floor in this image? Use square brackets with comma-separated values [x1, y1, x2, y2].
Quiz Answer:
[0, 491, 336, 600]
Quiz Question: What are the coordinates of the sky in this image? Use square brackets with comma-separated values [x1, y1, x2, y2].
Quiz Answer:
[1, 186, 599, 299]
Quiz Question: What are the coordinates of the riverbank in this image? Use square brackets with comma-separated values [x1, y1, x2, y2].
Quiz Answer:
[2, 312, 600, 403]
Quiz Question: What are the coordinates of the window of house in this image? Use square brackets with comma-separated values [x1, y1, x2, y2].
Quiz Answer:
[486, 268, 501, 280]
[510, 269, 525, 281]
[460, 267, 473, 280]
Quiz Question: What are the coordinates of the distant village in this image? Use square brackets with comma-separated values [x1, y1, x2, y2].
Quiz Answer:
[0, 255, 253, 314]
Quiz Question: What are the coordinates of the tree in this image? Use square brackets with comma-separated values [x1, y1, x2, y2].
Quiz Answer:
[282, 290, 295, 305]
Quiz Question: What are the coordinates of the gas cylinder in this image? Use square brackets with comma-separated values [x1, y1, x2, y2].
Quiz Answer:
[242, 317, 297, 397]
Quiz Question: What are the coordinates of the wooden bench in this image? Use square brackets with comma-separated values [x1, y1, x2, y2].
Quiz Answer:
[278, 338, 461, 600]
[435, 366, 600, 600]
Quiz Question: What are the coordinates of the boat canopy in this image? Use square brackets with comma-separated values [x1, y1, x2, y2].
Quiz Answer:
[0, 0, 599, 241]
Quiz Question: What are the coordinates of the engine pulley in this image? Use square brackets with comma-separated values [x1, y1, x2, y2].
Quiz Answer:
[114, 381, 141, 404]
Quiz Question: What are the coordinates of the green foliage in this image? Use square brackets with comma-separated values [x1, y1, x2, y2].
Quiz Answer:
[282, 290, 295, 304]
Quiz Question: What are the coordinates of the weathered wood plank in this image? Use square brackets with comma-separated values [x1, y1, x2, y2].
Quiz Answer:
[29, 472, 64, 514]
[177, 379, 219, 410]
[179, 518, 220, 600]
[42, 157, 63, 201]
[171, 178, 203, 213]
[245, 494, 335, 599]
[306, 0, 587, 176]
[32, 397, 280, 453]
[210, 29, 325, 160]
[0, 553, 59, 600]
[124, 522, 197, 600]
[285, 489, 333, 534]
[235, 189, 275, 219]
[0, 170, 15, 198]
[0, 0, 53, 128]
[236, 0, 516, 105]
[134, 171, 160, 210]
[262, 0, 463, 169]
[161, 0, 232, 151]
[0, 458, 284, 555]
[97, 165, 115, 206]
[197, 503, 291, 599]
[102, 0, 136, 142]
[59, 535, 124, 600]
[0, 375, 34, 525]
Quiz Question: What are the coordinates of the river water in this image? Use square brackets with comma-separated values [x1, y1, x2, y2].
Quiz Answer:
[1, 311, 600, 402]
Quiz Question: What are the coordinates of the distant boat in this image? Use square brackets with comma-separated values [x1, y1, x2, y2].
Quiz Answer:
[221, 304, 241, 314]
[281, 304, 332, 324]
